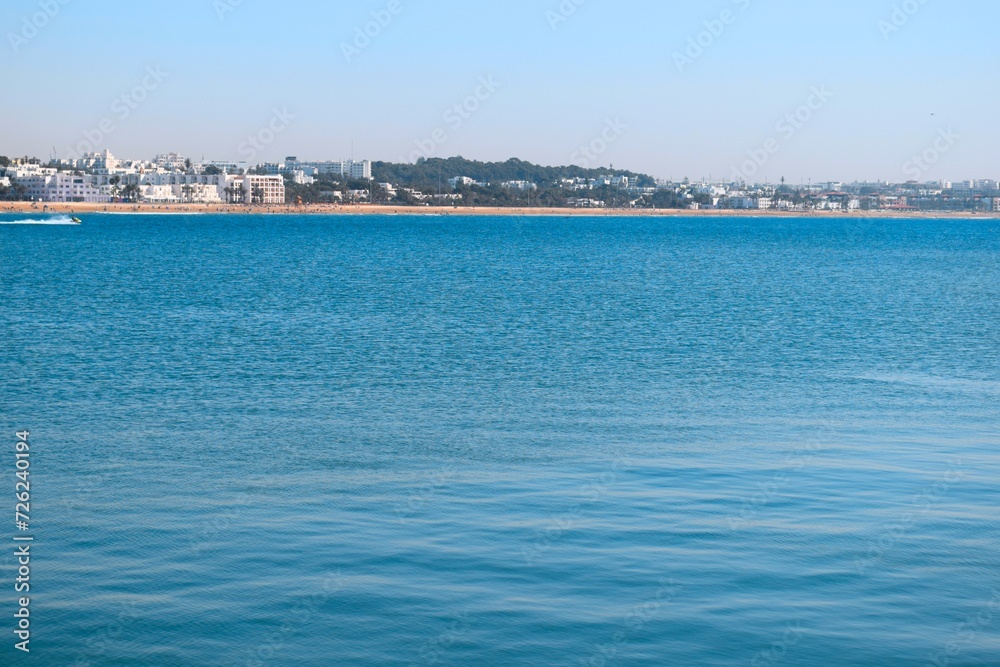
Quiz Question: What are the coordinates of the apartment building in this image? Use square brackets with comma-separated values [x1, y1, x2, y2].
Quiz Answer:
[239, 174, 285, 204]
[7, 166, 110, 203]
[283, 158, 372, 180]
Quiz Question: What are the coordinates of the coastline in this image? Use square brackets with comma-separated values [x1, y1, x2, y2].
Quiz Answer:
[1, 201, 997, 219]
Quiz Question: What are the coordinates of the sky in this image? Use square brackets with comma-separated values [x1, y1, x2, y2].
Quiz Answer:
[1, 0, 996, 182]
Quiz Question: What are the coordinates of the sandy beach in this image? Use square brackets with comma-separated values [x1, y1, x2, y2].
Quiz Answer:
[1, 201, 996, 219]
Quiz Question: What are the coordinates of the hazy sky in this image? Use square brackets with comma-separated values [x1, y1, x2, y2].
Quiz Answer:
[2, 0, 996, 182]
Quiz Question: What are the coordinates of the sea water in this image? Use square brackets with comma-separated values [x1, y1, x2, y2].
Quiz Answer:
[1, 214, 998, 666]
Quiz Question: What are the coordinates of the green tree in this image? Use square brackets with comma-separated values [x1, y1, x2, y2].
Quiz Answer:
[121, 183, 142, 203]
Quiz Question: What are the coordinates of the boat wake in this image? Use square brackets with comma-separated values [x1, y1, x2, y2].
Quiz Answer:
[0, 216, 79, 225]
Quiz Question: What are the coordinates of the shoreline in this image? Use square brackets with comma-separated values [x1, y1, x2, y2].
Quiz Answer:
[1, 201, 997, 219]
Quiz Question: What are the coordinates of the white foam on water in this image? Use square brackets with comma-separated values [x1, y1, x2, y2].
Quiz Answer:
[0, 216, 78, 225]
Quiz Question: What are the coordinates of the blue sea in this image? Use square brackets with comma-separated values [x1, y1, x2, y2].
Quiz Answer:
[1, 214, 998, 666]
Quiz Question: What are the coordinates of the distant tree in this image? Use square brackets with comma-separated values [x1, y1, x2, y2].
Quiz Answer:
[185, 158, 192, 171]
[648, 190, 686, 209]
[203, 165, 223, 175]
[2, 182, 28, 201]
[251, 186, 264, 205]
[109, 176, 122, 201]
[122, 183, 142, 203]
[372, 156, 655, 191]
[0, 156, 10, 168]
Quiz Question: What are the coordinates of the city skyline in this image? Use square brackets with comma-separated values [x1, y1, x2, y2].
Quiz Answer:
[6, 148, 998, 214]
[2, 0, 997, 182]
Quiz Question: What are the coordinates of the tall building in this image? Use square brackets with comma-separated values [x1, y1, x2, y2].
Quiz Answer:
[154, 153, 188, 170]
[283, 158, 371, 180]
[238, 174, 285, 204]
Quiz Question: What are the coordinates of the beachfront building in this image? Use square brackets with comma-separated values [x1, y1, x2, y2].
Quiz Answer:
[110, 172, 227, 203]
[567, 198, 606, 208]
[6, 166, 110, 203]
[237, 174, 285, 204]
[729, 196, 772, 210]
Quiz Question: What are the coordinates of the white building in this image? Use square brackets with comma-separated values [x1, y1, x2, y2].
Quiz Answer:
[567, 198, 605, 208]
[7, 166, 110, 203]
[288, 170, 315, 185]
[112, 172, 227, 203]
[283, 158, 371, 180]
[500, 180, 537, 191]
[238, 174, 285, 204]
[200, 160, 249, 174]
[63, 149, 121, 172]
[448, 176, 480, 188]
[154, 153, 188, 171]
[729, 197, 772, 210]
